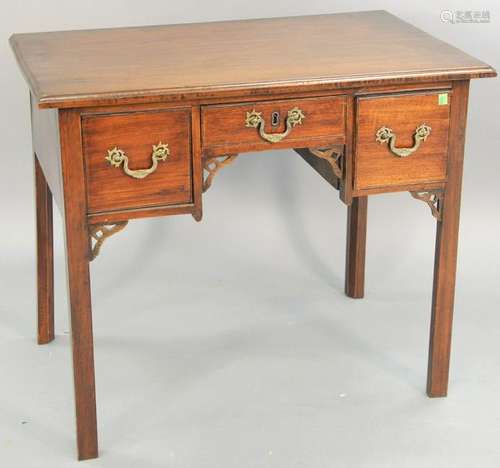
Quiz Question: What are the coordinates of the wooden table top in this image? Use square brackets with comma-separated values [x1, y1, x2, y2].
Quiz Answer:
[10, 10, 495, 109]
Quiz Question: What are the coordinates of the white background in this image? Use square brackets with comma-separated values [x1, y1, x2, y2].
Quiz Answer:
[1, 1, 499, 467]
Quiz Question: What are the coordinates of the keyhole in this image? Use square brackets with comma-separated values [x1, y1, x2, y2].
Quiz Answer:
[271, 111, 280, 127]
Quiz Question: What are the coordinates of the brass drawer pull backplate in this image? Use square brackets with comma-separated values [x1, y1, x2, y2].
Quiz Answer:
[105, 142, 170, 179]
[245, 107, 305, 143]
[375, 124, 431, 158]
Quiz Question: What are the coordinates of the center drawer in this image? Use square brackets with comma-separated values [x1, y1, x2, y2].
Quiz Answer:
[201, 96, 346, 156]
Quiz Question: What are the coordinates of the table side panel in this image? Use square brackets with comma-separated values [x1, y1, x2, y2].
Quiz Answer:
[31, 95, 63, 210]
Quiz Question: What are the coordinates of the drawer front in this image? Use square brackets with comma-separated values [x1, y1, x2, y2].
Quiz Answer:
[83, 108, 193, 214]
[354, 92, 451, 191]
[202, 96, 346, 156]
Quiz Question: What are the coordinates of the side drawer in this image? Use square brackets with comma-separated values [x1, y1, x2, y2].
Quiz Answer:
[201, 96, 346, 156]
[354, 91, 451, 192]
[83, 108, 193, 214]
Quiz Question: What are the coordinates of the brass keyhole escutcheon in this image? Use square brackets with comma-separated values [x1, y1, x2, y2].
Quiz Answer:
[271, 111, 280, 127]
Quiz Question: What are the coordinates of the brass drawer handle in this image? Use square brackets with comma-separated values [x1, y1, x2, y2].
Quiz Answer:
[245, 107, 305, 143]
[105, 142, 170, 179]
[375, 124, 431, 158]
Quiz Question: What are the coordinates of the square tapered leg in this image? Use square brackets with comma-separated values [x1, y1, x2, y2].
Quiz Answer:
[345, 196, 368, 299]
[59, 109, 99, 459]
[427, 80, 469, 397]
[34, 154, 55, 344]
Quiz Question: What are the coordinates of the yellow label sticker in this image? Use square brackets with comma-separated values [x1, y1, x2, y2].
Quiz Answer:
[438, 93, 448, 105]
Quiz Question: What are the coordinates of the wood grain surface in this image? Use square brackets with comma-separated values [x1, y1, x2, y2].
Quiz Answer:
[10, 11, 495, 109]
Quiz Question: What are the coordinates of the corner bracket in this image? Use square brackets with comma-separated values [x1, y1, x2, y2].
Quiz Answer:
[410, 191, 443, 221]
[203, 155, 238, 192]
[89, 221, 128, 261]
[309, 147, 343, 179]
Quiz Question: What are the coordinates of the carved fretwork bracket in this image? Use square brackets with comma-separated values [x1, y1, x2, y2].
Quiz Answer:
[89, 221, 128, 261]
[309, 147, 343, 179]
[203, 155, 238, 192]
[410, 191, 443, 221]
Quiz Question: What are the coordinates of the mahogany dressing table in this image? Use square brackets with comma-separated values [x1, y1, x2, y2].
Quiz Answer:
[9, 11, 496, 460]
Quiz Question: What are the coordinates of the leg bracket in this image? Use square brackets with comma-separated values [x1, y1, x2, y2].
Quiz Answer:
[410, 191, 443, 221]
[89, 221, 128, 261]
[202, 155, 238, 192]
[309, 147, 343, 179]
